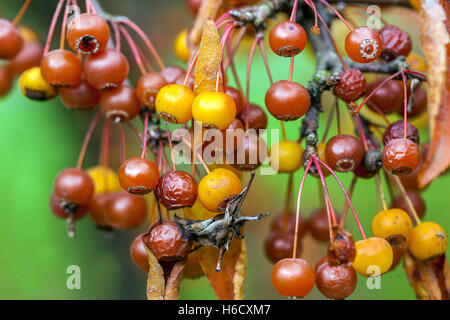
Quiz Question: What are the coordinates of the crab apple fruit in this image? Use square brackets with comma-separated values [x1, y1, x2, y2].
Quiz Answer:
[100, 85, 140, 122]
[19, 67, 57, 101]
[225, 86, 245, 115]
[156, 171, 197, 210]
[143, 221, 193, 262]
[316, 142, 331, 178]
[265, 232, 302, 264]
[67, 13, 110, 54]
[372, 208, 413, 244]
[59, 77, 101, 110]
[238, 103, 268, 130]
[271, 258, 315, 297]
[396, 85, 427, 118]
[325, 135, 364, 172]
[232, 133, 267, 171]
[198, 168, 242, 212]
[84, 49, 129, 90]
[0, 19, 23, 59]
[184, 251, 205, 279]
[308, 208, 336, 242]
[49, 193, 89, 220]
[269, 141, 303, 173]
[89, 192, 113, 227]
[408, 222, 448, 260]
[406, 52, 426, 73]
[8, 41, 43, 75]
[182, 199, 217, 221]
[86, 166, 121, 196]
[174, 29, 191, 62]
[0, 66, 13, 97]
[105, 192, 147, 229]
[383, 120, 419, 146]
[118, 157, 159, 195]
[192, 91, 236, 130]
[333, 68, 367, 102]
[130, 233, 149, 272]
[328, 228, 356, 267]
[159, 66, 185, 84]
[136, 72, 167, 109]
[390, 191, 426, 219]
[345, 27, 382, 63]
[265, 80, 310, 121]
[382, 139, 421, 175]
[271, 213, 308, 238]
[155, 84, 195, 124]
[379, 25, 412, 61]
[40, 50, 82, 87]
[315, 258, 357, 299]
[366, 78, 403, 114]
[269, 21, 307, 57]
[352, 237, 393, 277]
[53, 168, 95, 206]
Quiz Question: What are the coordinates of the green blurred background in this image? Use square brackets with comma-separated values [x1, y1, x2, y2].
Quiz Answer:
[0, 0, 448, 300]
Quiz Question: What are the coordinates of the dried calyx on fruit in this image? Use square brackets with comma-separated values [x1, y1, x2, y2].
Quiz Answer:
[175, 173, 269, 271]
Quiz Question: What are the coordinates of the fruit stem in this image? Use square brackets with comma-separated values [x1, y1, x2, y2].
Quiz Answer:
[119, 19, 165, 71]
[126, 121, 144, 143]
[400, 71, 408, 140]
[141, 113, 149, 158]
[76, 111, 102, 169]
[339, 175, 357, 227]
[153, 190, 163, 223]
[354, 70, 401, 113]
[321, 103, 335, 143]
[119, 25, 147, 75]
[313, 156, 338, 227]
[335, 98, 342, 135]
[227, 34, 244, 93]
[244, 36, 261, 131]
[282, 173, 294, 233]
[179, 136, 211, 174]
[391, 175, 422, 225]
[101, 119, 112, 168]
[259, 40, 273, 86]
[374, 173, 387, 211]
[43, 0, 65, 55]
[316, 157, 367, 239]
[217, 23, 235, 92]
[317, 0, 354, 32]
[288, 57, 295, 81]
[292, 156, 313, 259]
[289, 0, 299, 22]
[304, 0, 319, 33]
[12, 0, 33, 26]
[369, 103, 391, 126]
[183, 49, 199, 87]
[59, 0, 71, 50]
[223, 25, 247, 70]
[112, 21, 121, 52]
[164, 122, 177, 172]
[354, 114, 369, 151]
[118, 123, 126, 164]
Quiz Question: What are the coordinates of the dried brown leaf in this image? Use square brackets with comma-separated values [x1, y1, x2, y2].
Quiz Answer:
[194, 19, 223, 95]
[189, 0, 223, 48]
[232, 239, 246, 300]
[144, 246, 165, 300]
[196, 238, 243, 300]
[164, 260, 187, 300]
[418, 0, 450, 187]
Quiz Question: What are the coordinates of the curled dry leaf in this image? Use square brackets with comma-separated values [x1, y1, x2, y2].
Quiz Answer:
[194, 19, 223, 95]
[418, 0, 450, 187]
[196, 238, 245, 300]
[189, 0, 223, 48]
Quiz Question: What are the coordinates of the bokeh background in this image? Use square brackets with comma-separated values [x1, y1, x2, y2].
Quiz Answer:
[0, 0, 448, 300]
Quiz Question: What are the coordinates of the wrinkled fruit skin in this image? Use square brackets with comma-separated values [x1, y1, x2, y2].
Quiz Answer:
[315, 258, 357, 299]
[156, 171, 198, 210]
[383, 120, 419, 146]
[382, 139, 421, 175]
[333, 68, 367, 102]
[328, 228, 356, 267]
[379, 25, 412, 61]
[143, 221, 193, 262]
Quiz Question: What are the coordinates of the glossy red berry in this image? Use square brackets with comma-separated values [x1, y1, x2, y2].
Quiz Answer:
[60, 77, 101, 110]
[67, 13, 110, 54]
[379, 25, 412, 61]
[345, 27, 382, 63]
[271, 258, 315, 297]
[84, 49, 129, 90]
[0, 66, 13, 97]
[155, 171, 197, 210]
[143, 221, 193, 261]
[315, 258, 357, 299]
[325, 134, 364, 172]
[308, 208, 333, 242]
[0, 19, 23, 59]
[130, 233, 149, 272]
[136, 72, 167, 109]
[238, 103, 268, 131]
[366, 78, 403, 114]
[53, 168, 95, 206]
[40, 49, 82, 87]
[383, 120, 419, 146]
[232, 132, 267, 171]
[390, 191, 426, 219]
[89, 192, 112, 227]
[100, 85, 140, 122]
[382, 139, 421, 175]
[269, 21, 307, 57]
[50, 193, 89, 220]
[333, 68, 367, 102]
[265, 80, 310, 121]
[265, 231, 302, 264]
[105, 191, 148, 229]
[8, 41, 43, 75]
[118, 157, 160, 195]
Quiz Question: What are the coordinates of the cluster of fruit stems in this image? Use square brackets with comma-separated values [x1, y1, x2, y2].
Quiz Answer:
[33, 0, 427, 240]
